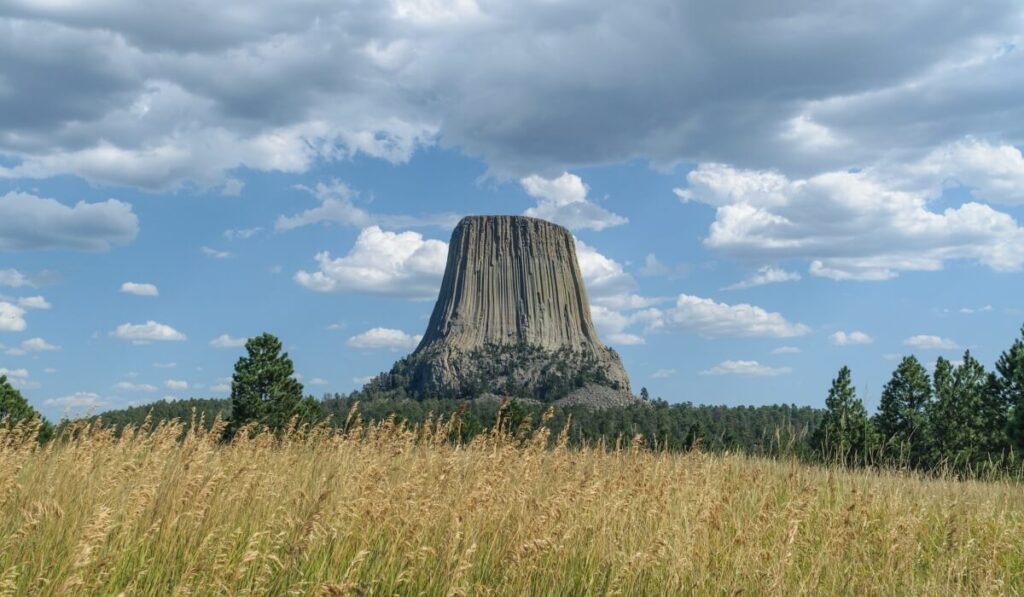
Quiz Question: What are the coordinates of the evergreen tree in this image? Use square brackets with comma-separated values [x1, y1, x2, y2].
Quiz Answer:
[927, 352, 1000, 469]
[811, 366, 875, 464]
[229, 333, 318, 434]
[994, 325, 1024, 453]
[874, 356, 931, 465]
[0, 375, 52, 440]
[639, 387, 650, 401]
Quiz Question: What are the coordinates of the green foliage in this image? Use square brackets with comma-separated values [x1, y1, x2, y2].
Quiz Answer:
[0, 375, 52, 440]
[229, 333, 318, 433]
[79, 398, 231, 436]
[994, 326, 1024, 452]
[812, 367, 876, 465]
[925, 352, 1006, 470]
[875, 356, 931, 464]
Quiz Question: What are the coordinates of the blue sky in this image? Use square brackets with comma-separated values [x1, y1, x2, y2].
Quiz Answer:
[1, 0, 1023, 419]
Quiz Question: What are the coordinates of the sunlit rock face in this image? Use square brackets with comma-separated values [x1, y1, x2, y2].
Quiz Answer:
[370, 215, 634, 406]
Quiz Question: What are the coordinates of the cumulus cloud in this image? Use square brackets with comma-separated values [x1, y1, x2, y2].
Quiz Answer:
[308, 377, 328, 386]
[0, 301, 27, 332]
[904, 335, 959, 350]
[0, 268, 33, 287]
[0, 192, 138, 251]
[701, 360, 792, 377]
[164, 379, 188, 390]
[0, 367, 28, 379]
[121, 282, 158, 296]
[723, 266, 801, 290]
[44, 392, 105, 414]
[771, 346, 801, 354]
[678, 155, 1024, 280]
[2, 0, 1019, 187]
[209, 334, 247, 348]
[16, 295, 50, 310]
[521, 172, 626, 231]
[650, 294, 810, 339]
[651, 368, 676, 379]
[113, 321, 186, 343]
[295, 226, 448, 299]
[830, 331, 874, 346]
[5, 337, 60, 356]
[276, 180, 458, 231]
[347, 327, 422, 351]
[0, 0, 1015, 190]
[113, 382, 158, 392]
[639, 254, 687, 278]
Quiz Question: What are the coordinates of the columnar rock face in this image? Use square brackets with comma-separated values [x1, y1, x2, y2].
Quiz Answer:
[419, 215, 603, 352]
[372, 215, 633, 405]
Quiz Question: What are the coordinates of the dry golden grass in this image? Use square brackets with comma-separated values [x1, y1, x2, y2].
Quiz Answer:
[2, 410, 1024, 595]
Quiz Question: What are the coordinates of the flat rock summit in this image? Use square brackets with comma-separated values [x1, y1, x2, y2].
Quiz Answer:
[368, 215, 636, 407]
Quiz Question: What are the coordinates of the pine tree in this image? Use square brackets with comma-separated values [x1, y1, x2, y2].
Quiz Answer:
[639, 387, 650, 401]
[927, 352, 999, 470]
[0, 375, 52, 440]
[229, 333, 318, 434]
[994, 325, 1024, 453]
[811, 366, 875, 465]
[874, 356, 931, 466]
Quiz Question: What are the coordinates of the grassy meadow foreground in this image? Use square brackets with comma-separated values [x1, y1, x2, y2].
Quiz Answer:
[2, 414, 1024, 595]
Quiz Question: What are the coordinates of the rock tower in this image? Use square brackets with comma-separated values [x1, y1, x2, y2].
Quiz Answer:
[370, 215, 634, 406]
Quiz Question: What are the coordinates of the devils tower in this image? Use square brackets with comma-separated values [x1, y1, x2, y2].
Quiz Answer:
[369, 215, 634, 406]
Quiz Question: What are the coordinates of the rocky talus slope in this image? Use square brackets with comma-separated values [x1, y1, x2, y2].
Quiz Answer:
[369, 215, 635, 406]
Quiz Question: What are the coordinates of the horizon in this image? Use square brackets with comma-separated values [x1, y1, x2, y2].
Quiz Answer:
[2, 1, 1024, 420]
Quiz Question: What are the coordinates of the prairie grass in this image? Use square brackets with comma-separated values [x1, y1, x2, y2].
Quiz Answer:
[2, 410, 1023, 595]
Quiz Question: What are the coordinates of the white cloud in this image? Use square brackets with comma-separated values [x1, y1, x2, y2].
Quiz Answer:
[651, 368, 676, 379]
[723, 266, 801, 290]
[347, 327, 422, 351]
[574, 240, 636, 298]
[606, 333, 644, 346]
[153, 362, 177, 368]
[830, 331, 874, 346]
[0, 192, 138, 251]
[650, 294, 810, 339]
[276, 180, 458, 231]
[224, 227, 263, 240]
[904, 335, 959, 350]
[959, 305, 993, 314]
[209, 334, 247, 348]
[700, 360, 792, 377]
[6, 337, 60, 355]
[308, 377, 328, 386]
[164, 379, 188, 390]
[0, 268, 33, 288]
[353, 375, 374, 385]
[0, 302, 27, 332]
[295, 226, 448, 299]
[0, 1, 1019, 191]
[0, 367, 29, 379]
[201, 246, 232, 259]
[113, 382, 158, 392]
[16, 296, 51, 310]
[639, 254, 687, 278]
[121, 282, 159, 296]
[678, 158, 1024, 280]
[771, 346, 801, 354]
[45, 392, 105, 413]
[113, 321, 186, 343]
[521, 172, 627, 231]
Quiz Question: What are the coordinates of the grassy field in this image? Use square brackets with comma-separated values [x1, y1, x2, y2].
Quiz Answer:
[2, 412, 1024, 595]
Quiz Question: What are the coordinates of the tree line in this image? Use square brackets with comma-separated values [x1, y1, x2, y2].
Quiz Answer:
[4, 328, 1023, 477]
[812, 325, 1024, 474]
